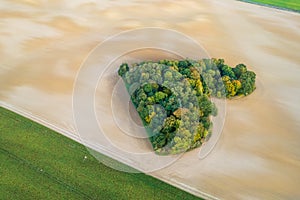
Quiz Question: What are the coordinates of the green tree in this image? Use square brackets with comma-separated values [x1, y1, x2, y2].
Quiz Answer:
[154, 91, 167, 103]
[233, 63, 247, 79]
[178, 60, 190, 68]
[220, 65, 236, 79]
[238, 71, 256, 96]
[164, 71, 173, 81]
[161, 116, 179, 134]
[118, 63, 129, 77]
[143, 83, 153, 93]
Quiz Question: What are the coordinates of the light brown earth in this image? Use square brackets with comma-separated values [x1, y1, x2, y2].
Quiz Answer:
[1, 0, 300, 199]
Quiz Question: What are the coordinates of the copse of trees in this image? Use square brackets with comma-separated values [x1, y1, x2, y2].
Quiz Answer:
[118, 58, 256, 154]
[214, 59, 256, 97]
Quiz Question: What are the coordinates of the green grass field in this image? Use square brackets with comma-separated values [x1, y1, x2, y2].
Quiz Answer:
[0, 107, 201, 200]
[240, 0, 300, 11]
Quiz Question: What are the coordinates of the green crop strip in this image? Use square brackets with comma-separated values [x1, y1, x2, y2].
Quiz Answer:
[0, 107, 202, 200]
[239, 0, 300, 12]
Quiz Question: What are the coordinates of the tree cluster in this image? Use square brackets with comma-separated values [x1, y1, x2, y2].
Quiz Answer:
[118, 58, 256, 154]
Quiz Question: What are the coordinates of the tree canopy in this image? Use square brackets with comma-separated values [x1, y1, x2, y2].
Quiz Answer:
[118, 58, 256, 154]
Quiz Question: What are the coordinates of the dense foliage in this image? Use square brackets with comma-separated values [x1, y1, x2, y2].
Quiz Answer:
[118, 58, 256, 154]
